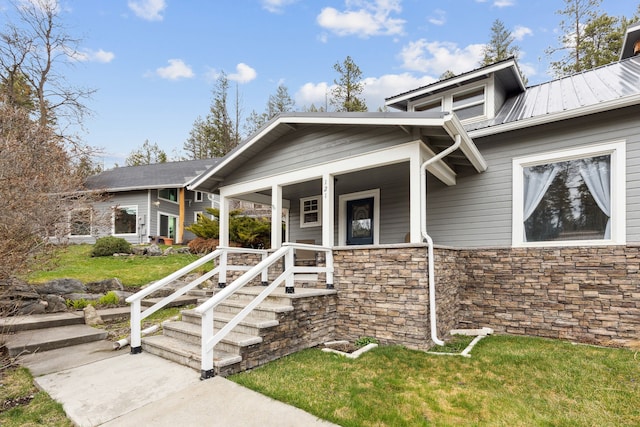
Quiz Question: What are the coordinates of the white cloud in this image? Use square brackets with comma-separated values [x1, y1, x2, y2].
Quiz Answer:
[428, 9, 446, 26]
[362, 73, 436, 110]
[493, 0, 514, 7]
[72, 48, 115, 63]
[261, 0, 297, 13]
[228, 63, 257, 84]
[513, 25, 533, 41]
[399, 39, 484, 75]
[317, 0, 405, 38]
[155, 59, 194, 80]
[128, 0, 166, 21]
[295, 73, 437, 111]
[295, 82, 330, 109]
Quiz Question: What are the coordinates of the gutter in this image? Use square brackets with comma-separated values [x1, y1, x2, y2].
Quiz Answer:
[420, 133, 462, 346]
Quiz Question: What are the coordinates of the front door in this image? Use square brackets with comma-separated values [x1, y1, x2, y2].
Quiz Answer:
[346, 197, 374, 245]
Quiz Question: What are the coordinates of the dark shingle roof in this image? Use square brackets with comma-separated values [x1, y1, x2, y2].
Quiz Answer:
[85, 158, 219, 192]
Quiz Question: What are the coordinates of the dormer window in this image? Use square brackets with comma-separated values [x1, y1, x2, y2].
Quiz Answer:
[452, 87, 485, 120]
[415, 99, 442, 113]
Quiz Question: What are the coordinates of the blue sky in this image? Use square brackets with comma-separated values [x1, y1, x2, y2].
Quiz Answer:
[2, 0, 638, 168]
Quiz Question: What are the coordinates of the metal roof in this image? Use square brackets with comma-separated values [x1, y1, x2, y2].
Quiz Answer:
[85, 158, 219, 192]
[466, 56, 640, 137]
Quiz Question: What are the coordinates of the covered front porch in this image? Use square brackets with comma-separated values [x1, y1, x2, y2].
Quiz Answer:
[190, 112, 487, 251]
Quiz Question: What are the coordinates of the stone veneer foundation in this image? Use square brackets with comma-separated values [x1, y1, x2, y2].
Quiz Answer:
[329, 244, 639, 349]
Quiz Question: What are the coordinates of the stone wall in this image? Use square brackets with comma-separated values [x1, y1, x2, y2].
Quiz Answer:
[221, 293, 338, 376]
[332, 245, 459, 350]
[328, 244, 639, 350]
[455, 245, 640, 346]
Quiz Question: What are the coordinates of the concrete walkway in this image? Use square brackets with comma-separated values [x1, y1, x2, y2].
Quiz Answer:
[21, 341, 339, 427]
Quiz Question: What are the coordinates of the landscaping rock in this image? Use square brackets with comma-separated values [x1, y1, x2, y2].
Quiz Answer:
[83, 305, 103, 326]
[37, 278, 86, 295]
[146, 244, 163, 256]
[86, 278, 124, 293]
[17, 300, 47, 315]
[42, 295, 67, 313]
[66, 293, 103, 302]
[131, 246, 147, 255]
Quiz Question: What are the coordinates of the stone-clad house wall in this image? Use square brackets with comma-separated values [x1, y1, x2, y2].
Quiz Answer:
[456, 245, 640, 347]
[328, 244, 639, 349]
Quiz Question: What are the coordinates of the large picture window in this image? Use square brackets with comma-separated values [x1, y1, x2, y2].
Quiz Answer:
[114, 206, 138, 235]
[512, 141, 625, 246]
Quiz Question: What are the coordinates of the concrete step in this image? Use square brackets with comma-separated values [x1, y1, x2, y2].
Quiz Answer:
[141, 294, 199, 308]
[4, 324, 108, 357]
[0, 311, 85, 333]
[212, 300, 293, 320]
[141, 334, 242, 373]
[217, 287, 294, 307]
[187, 289, 214, 298]
[162, 321, 262, 354]
[181, 309, 279, 335]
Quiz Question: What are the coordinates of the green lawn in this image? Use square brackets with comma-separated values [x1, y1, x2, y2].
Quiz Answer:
[231, 335, 640, 426]
[25, 244, 210, 288]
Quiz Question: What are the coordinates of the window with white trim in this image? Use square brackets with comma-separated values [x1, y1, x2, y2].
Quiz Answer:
[452, 87, 484, 120]
[195, 191, 204, 202]
[300, 196, 321, 228]
[415, 99, 442, 113]
[158, 188, 178, 202]
[512, 141, 625, 246]
[114, 206, 138, 235]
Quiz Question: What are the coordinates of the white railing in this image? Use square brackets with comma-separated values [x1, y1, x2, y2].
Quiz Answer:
[196, 242, 334, 379]
[125, 246, 269, 353]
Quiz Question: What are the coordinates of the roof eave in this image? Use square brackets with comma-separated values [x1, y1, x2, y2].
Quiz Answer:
[468, 94, 640, 139]
[385, 58, 524, 110]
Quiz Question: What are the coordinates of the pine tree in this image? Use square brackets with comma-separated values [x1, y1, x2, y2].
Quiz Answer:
[125, 139, 168, 166]
[183, 72, 237, 159]
[481, 19, 520, 66]
[331, 56, 367, 112]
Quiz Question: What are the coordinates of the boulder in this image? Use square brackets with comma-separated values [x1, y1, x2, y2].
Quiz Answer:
[131, 246, 147, 255]
[83, 305, 103, 326]
[146, 244, 163, 256]
[37, 278, 86, 295]
[42, 294, 68, 313]
[86, 278, 124, 293]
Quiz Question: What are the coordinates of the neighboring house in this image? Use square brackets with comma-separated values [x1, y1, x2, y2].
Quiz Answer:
[75, 159, 219, 245]
[187, 25, 640, 349]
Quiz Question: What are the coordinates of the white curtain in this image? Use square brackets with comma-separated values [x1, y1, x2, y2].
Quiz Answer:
[523, 165, 559, 241]
[579, 158, 611, 239]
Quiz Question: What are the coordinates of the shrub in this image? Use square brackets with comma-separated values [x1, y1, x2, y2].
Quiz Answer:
[91, 236, 132, 257]
[188, 237, 220, 254]
[355, 336, 379, 348]
[98, 291, 120, 306]
[187, 208, 271, 249]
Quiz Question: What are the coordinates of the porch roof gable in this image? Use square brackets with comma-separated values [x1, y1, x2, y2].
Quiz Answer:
[188, 112, 487, 193]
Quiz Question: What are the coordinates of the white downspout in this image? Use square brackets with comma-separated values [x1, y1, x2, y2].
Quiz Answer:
[420, 133, 462, 346]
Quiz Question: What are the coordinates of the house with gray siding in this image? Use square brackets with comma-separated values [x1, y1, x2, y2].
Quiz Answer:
[75, 159, 219, 245]
[185, 25, 640, 351]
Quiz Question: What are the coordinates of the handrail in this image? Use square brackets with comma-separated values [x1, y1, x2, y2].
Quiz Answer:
[127, 246, 269, 354]
[197, 242, 333, 379]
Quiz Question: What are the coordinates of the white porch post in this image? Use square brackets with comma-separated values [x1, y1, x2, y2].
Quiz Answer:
[322, 173, 334, 289]
[218, 193, 229, 287]
[409, 155, 423, 243]
[322, 174, 334, 247]
[219, 193, 229, 247]
[271, 184, 283, 249]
